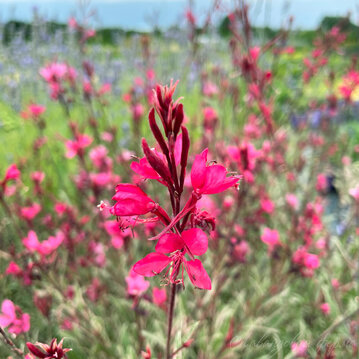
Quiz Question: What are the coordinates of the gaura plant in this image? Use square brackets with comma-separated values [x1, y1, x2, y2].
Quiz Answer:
[102, 81, 239, 358]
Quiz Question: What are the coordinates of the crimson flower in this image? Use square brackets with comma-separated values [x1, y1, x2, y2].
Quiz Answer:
[27, 338, 71, 359]
[191, 148, 239, 195]
[110, 183, 171, 225]
[133, 228, 211, 290]
[110, 183, 157, 216]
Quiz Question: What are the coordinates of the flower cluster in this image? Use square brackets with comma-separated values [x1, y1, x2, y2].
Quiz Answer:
[106, 81, 239, 289]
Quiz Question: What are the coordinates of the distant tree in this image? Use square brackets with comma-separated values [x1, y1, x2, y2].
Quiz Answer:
[319, 16, 358, 32]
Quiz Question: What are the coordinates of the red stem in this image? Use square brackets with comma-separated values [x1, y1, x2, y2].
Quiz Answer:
[166, 283, 177, 359]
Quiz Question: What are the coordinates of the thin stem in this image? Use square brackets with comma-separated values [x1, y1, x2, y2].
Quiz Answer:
[0, 326, 24, 358]
[166, 283, 177, 359]
[315, 307, 359, 346]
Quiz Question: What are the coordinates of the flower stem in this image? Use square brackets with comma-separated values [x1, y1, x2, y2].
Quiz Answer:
[0, 326, 24, 358]
[166, 283, 177, 359]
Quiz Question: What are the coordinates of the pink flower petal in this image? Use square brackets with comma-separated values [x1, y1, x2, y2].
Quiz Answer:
[185, 259, 211, 290]
[201, 165, 227, 194]
[191, 149, 208, 190]
[155, 233, 184, 253]
[133, 253, 171, 277]
[182, 228, 208, 256]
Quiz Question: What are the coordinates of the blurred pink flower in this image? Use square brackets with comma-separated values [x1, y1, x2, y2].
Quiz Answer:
[320, 302, 330, 315]
[6, 261, 22, 276]
[3, 164, 20, 183]
[303, 253, 320, 269]
[261, 228, 280, 251]
[22, 230, 63, 256]
[152, 287, 167, 307]
[31, 171, 45, 183]
[291, 340, 308, 357]
[65, 134, 92, 159]
[40, 62, 68, 82]
[98, 83, 111, 95]
[68, 17, 78, 29]
[316, 173, 327, 192]
[260, 197, 275, 213]
[21, 104, 46, 119]
[20, 203, 42, 221]
[286, 193, 298, 210]
[203, 81, 218, 97]
[331, 278, 340, 289]
[0, 299, 30, 335]
[126, 269, 150, 296]
[233, 240, 250, 262]
[349, 186, 359, 201]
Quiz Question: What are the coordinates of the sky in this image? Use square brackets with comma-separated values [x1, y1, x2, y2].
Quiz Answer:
[0, 0, 358, 30]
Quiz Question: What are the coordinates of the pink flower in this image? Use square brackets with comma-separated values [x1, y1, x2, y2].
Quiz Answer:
[28, 104, 46, 118]
[291, 340, 308, 357]
[20, 203, 41, 221]
[126, 269, 150, 296]
[83, 80, 93, 95]
[86, 278, 103, 302]
[6, 261, 22, 276]
[101, 131, 114, 142]
[98, 83, 111, 96]
[203, 107, 218, 131]
[191, 149, 239, 195]
[23, 230, 40, 252]
[315, 238, 326, 250]
[331, 278, 340, 289]
[54, 203, 68, 216]
[65, 134, 92, 159]
[132, 103, 144, 121]
[249, 46, 260, 61]
[68, 17, 78, 29]
[316, 173, 327, 192]
[320, 302, 330, 315]
[286, 193, 298, 210]
[22, 230, 63, 256]
[227, 142, 257, 183]
[104, 220, 134, 249]
[133, 228, 211, 290]
[303, 253, 320, 269]
[203, 81, 218, 97]
[185, 9, 196, 25]
[131, 157, 161, 180]
[349, 186, 359, 201]
[89, 145, 111, 168]
[260, 197, 275, 213]
[0, 299, 30, 335]
[3, 164, 20, 183]
[233, 240, 250, 262]
[38, 232, 64, 256]
[84, 29, 96, 40]
[31, 171, 45, 183]
[152, 287, 167, 307]
[90, 172, 114, 188]
[110, 183, 157, 216]
[40, 62, 68, 82]
[89, 241, 106, 267]
[260, 228, 280, 251]
[203, 107, 217, 122]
